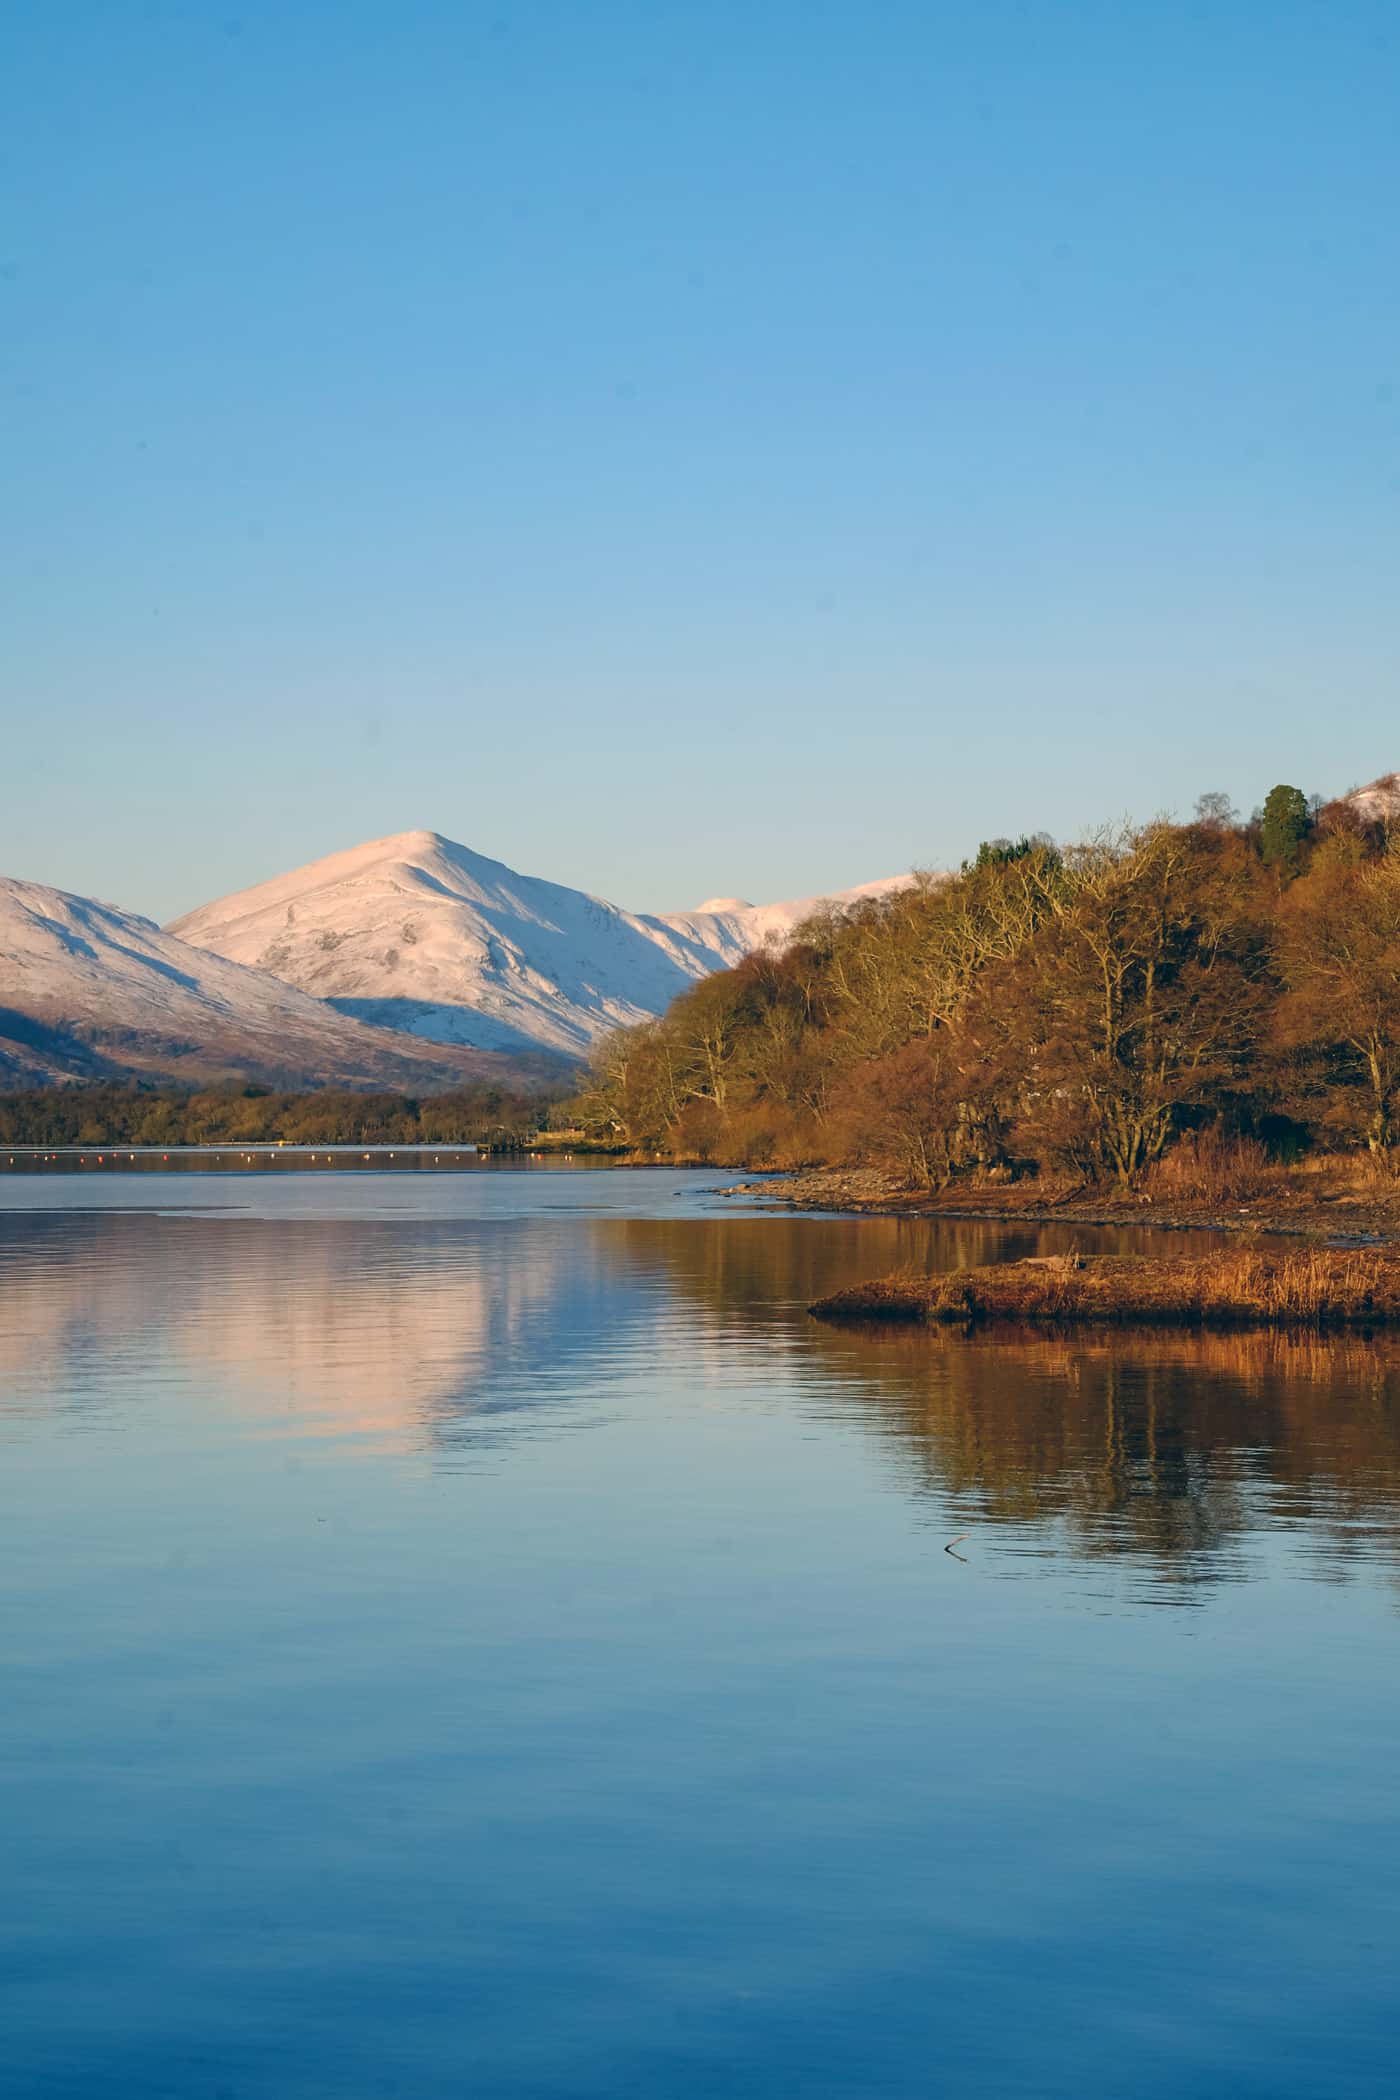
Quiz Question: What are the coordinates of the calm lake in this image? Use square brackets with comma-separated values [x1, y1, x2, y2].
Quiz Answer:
[4, 1166, 1399, 2098]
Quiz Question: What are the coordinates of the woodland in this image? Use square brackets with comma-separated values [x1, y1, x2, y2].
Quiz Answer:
[566, 786, 1400, 1192]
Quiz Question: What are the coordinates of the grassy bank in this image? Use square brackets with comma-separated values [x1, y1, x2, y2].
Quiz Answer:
[810, 1247, 1400, 1330]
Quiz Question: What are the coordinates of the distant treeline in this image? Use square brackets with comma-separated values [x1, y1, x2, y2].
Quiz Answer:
[0, 1081, 555, 1149]
[564, 784, 1400, 1187]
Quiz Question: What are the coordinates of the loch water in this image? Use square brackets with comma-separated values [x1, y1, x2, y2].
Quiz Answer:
[3, 1166, 1399, 2098]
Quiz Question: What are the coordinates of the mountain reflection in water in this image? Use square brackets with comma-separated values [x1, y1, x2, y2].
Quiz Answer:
[4, 1198, 1400, 1597]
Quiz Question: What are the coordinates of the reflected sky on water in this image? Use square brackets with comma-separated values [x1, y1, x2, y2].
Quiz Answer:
[3, 1170, 1399, 2097]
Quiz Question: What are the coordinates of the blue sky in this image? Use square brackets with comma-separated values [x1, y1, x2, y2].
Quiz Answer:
[4, 2, 1398, 921]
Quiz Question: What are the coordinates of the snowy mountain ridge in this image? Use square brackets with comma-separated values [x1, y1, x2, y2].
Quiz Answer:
[0, 874, 564, 1088]
[170, 832, 914, 1059]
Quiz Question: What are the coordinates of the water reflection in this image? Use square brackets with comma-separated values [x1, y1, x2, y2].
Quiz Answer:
[595, 1217, 1400, 1597]
[6, 1181, 1400, 2099]
[4, 1201, 1400, 1598]
[807, 1325, 1400, 1593]
[0, 1212, 651, 1443]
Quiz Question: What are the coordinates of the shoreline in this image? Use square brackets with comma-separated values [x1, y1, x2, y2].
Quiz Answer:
[718, 1166, 1400, 1246]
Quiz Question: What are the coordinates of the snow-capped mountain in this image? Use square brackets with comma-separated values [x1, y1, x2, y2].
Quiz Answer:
[0, 876, 564, 1088]
[170, 832, 911, 1058]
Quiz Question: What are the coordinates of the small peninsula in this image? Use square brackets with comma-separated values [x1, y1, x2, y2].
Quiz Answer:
[811, 1246, 1400, 1331]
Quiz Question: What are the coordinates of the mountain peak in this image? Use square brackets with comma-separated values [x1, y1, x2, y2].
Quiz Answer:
[170, 840, 912, 1059]
[376, 828, 449, 856]
[0, 872, 552, 1088]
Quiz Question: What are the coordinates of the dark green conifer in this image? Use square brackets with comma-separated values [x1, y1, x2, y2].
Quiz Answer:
[1259, 784, 1310, 873]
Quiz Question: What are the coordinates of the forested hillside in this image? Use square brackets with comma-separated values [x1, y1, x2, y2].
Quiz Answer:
[568, 787, 1400, 1188]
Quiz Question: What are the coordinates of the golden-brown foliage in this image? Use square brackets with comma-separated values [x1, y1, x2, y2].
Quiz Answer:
[569, 809, 1400, 1187]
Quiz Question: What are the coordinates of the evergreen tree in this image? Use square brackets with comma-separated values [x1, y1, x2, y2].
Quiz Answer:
[1259, 784, 1310, 873]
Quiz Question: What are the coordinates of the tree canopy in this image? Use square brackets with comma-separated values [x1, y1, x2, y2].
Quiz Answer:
[567, 788, 1400, 1187]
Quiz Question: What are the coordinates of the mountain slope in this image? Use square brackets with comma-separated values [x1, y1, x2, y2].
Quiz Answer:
[1347, 772, 1400, 823]
[170, 832, 910, 1057]
[0, 876, 563, 1088]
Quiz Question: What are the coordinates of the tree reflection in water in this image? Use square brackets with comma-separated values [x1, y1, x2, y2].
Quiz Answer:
[594, 1215, 1400, 1597]
[4, 1201, 1400, 1598]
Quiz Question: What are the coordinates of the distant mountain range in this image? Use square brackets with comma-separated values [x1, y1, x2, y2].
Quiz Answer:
[0, 837, 909, 1087]
[169, 831, 910, 1058]
[0, 876, 567, 1089]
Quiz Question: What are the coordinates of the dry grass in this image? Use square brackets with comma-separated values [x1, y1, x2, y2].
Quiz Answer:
[1142, 1131, 1284, 1204]
[811, 1245, 1400, 1329]
[1290, 1148, 1400, 1192]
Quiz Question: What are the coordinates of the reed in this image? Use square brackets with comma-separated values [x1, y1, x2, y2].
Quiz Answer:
[1141, 1131, 1283, 1204]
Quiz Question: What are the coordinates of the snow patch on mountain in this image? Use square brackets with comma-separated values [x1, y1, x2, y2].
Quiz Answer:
[170, 833, 913, 1058]
[1346, 773, 1400, 823]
